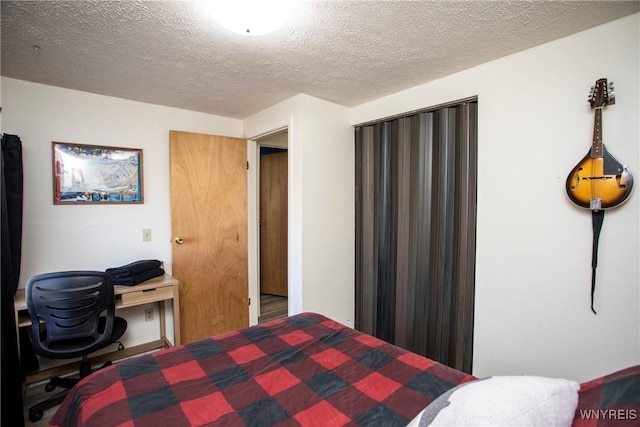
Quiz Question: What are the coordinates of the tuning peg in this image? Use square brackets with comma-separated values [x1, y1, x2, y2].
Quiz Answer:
[607, 82, 616, 104]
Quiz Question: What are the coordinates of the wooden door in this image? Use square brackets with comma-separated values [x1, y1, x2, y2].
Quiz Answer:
[259, 151, 288, 296]
[170, 130, 248, 344]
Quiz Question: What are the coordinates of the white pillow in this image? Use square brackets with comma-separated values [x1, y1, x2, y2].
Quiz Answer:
[407, 376, 579, 427]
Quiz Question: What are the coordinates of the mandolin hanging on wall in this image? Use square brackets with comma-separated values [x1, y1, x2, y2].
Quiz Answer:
[566, 78, 633, 314]
[566, 78, 633, 210]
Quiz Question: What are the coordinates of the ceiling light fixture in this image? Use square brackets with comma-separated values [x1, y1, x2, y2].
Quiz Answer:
[210, 0, 291, 36]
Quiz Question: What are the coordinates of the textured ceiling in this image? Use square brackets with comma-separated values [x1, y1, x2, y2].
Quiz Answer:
[2, 1, 639, 119]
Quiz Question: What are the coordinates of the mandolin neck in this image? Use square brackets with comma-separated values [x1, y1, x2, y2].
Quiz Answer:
[591, 108, 603, 159]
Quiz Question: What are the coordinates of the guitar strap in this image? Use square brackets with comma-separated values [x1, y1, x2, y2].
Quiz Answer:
[590, 210, 605, 314]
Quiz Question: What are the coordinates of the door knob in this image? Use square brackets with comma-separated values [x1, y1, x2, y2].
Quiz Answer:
[174, 236, 184, 244]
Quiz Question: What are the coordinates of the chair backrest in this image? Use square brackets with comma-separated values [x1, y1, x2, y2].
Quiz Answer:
[25, 271, 116, 359]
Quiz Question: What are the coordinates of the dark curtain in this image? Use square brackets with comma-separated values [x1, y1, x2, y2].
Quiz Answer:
[1, 133, 25, 427]
[355, 100, 477, 373]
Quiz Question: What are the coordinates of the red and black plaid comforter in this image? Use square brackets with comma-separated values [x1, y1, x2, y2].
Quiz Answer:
[572, 364, 640, 427]
[49, 312, 474, 426]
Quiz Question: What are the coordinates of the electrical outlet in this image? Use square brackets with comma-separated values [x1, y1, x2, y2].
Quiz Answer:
[145, 308, 154, 322]
[142, 228, 152, 242]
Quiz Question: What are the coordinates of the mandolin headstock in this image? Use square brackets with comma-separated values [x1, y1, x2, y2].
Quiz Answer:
[588, 78, 615, 109]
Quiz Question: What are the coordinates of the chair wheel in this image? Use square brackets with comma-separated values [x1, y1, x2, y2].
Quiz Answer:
[45, 382, 56, 392]
[29, 411, 44, 422]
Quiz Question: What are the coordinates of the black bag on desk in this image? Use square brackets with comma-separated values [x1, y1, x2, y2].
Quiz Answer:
[106, 260, 162, 279]
[106, 259, 164, 286]
[110, 267, 165, 286]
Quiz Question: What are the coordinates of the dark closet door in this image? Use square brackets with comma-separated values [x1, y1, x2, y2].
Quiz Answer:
[355, 100, 477, 374]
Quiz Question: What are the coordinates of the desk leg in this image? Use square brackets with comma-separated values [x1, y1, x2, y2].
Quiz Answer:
[159, 300, 167, 345]
[173, 286, 181, 345]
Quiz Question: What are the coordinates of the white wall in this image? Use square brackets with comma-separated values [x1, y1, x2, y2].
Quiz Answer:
[298, 95, 354, 325]
[1, 78, 243, 347]
[244, 94, 355, 326]
[352, 13, 640, 383]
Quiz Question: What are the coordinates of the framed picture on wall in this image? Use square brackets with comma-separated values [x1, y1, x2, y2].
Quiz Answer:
[52, 141, 144, 204]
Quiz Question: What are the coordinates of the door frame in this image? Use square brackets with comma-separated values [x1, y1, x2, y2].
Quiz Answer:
[247, 126, 290, 325]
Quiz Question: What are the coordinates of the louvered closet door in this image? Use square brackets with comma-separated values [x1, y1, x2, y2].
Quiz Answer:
[355, 100, 477, 374]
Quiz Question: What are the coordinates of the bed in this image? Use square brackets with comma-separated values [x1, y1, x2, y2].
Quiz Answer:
[48, 313, 639, 427]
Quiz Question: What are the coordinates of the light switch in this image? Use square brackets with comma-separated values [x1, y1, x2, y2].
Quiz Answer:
[142, 228, 152, 242]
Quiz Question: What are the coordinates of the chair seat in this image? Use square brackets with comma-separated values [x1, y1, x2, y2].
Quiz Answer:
[42, 317, 128, 358]
[112, 317, 127, 341]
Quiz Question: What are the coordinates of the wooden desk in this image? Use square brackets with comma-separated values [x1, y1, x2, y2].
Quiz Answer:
[15, 274, 180, 384]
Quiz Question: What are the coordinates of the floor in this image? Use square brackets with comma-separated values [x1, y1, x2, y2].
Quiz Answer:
[23, 381, 58, 426]
[258, 293, 288, 323]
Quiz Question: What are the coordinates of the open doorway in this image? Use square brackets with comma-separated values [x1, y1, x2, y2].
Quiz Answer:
[256, 130, 288, 323]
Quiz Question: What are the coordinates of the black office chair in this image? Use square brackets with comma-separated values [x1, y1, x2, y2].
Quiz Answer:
[25, 271, 127, 422]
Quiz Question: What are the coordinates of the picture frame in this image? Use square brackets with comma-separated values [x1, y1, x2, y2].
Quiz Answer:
[52, 141, 144, 204]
